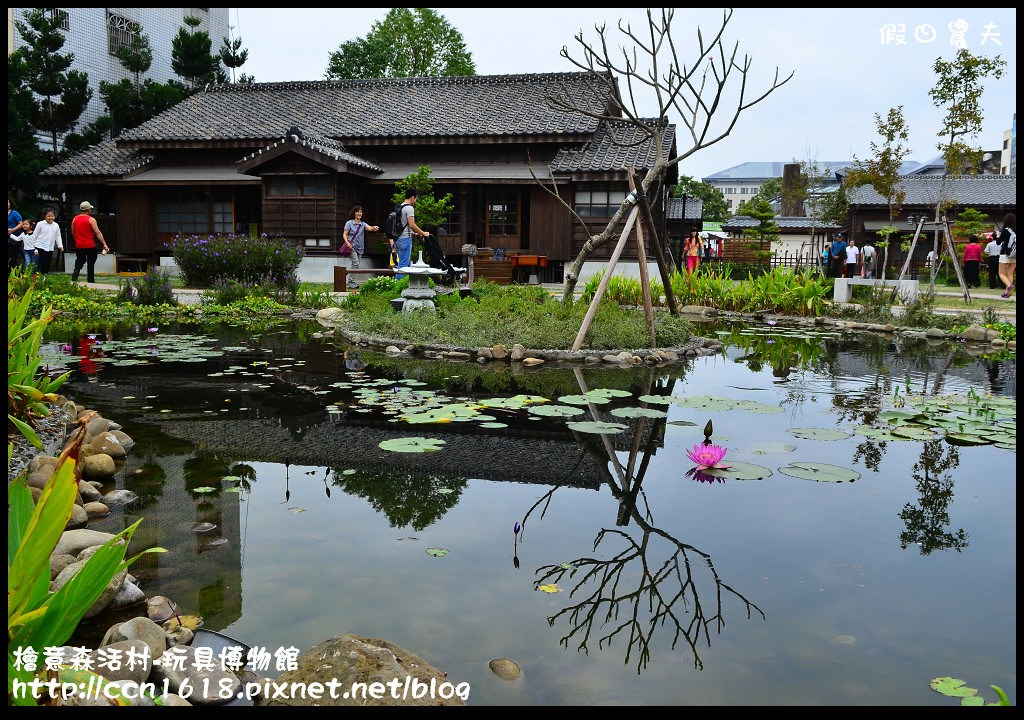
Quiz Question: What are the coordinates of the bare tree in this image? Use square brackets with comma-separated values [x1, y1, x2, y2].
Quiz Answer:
[537, 9, 792, 302]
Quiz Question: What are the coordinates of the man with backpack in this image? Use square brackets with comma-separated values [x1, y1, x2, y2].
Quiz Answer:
[387, 189, 430, 280]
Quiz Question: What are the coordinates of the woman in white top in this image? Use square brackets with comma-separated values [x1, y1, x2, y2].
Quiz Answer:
[23, 209, 63, 275]
[844, 240, 859, 279]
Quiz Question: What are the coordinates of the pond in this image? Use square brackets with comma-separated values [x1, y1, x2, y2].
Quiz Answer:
[42, 319, 1016, 706]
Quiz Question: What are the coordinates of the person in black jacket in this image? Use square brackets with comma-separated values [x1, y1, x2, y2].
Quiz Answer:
[996, 213, 1016, 298]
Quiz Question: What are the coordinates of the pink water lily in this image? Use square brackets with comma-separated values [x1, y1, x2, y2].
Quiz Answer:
[686, 443, 731, 471]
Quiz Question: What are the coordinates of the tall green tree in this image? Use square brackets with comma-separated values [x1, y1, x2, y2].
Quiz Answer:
[673, 176, 728, 223]
[325, 8, 475, 79]
[7, 54, 47, 201]
[740, 197, 780, 266]
[116, 21, 154, 93]
[14, 9, 92, 162]
[930, 49, 1006, 175]
[845, 106, 911, 280]
[219, 33, 250, 83]
[171, 15, 225, 89]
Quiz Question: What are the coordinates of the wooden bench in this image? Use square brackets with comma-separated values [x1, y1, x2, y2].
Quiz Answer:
[470, 249, 513, 285]
[833, 277, 920, 303]
[333, 266, 394, 292]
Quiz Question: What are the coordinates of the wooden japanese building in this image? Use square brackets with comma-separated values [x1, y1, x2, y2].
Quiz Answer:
[41, 73, 677, 281]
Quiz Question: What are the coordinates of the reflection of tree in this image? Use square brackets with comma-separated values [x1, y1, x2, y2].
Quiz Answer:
[898, 440, 968, 554]
[332, 469, 466, 531]
[522, 368, 763, 672]
[126, 460, 168, 505]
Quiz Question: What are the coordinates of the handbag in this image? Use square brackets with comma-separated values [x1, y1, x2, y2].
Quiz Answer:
[389, 250, 399, 267]
[339, 244, 352, 257]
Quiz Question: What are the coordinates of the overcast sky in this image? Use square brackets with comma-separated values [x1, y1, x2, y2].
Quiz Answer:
[231, 7, 1016, 180]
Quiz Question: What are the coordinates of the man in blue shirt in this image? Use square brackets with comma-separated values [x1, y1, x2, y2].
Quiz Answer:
[8, 198, 24, 272]
[831, 233, 847, 278]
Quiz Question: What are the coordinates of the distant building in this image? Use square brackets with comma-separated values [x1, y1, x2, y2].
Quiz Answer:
[8, 7, 230, 151]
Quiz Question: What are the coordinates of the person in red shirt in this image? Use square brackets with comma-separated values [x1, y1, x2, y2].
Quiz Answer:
[71, 201, 110, 283]
[962, 234, 983, 288]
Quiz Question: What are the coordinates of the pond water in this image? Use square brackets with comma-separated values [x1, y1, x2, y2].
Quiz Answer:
[43, 319, 1016, 706]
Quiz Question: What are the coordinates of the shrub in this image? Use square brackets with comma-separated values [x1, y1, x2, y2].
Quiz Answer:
[168, 232, 304, 288]
[116, 269, 177, 306]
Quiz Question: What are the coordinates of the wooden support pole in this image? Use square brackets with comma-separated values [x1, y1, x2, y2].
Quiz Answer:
[628, 173, 657, 349]
[571, 206, 639, 351]
[629, 172, 679, 315]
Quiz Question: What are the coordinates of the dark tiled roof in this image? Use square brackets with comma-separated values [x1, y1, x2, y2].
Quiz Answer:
[41, 139, 152, 177]
[549, 118, 675, 173]
[846, 174, 1017, 206]
[117, 73, 609, 144]
[239, 132, 383, 173]
[665, 196, 703, 220]
[723, 215, 840, 230]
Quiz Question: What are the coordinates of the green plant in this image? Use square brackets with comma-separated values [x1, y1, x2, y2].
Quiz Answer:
[116, 269, 178, 306]
[8, 417, 164, 706]
[168, 232, 304, 288]
[8, 281, 71, 449]
[930, 676, 1011, 706]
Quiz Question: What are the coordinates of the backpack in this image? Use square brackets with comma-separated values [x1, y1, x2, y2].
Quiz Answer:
[1005, 228, 1016, 259]
[384, 203, 407, 240]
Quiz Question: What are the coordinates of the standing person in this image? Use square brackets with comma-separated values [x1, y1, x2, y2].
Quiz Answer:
[71, 201, 110, 283]
[961, 234, 982, 288]
[831, 234, 847, 279]
[684, 230, 700, 274]
[341, 206, 379, 289]
[391, 190, 429, 280]
[21, 218, 38, 271]
[822, 242, 832, 278]
[8, 198, 24, 272]
[844, 238, 859, 279]
[997, 213, 1016, 298]
[984, 231, 1002, 289]
[860, 239, 875, 279]
[22, 209, 63, 275]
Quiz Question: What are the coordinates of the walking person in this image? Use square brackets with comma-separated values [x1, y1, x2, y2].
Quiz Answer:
[21, 208, 63, 275]
[860, 239, 875, 279]
[390, 190, 429, 280]
[984, 231, 1002, 289]
[997, 213, 1016, 298]
[341, 206, 379, 289]
[961, 234, 982, 288]
[684, 230, 700, 274]
[844, 238, 859, 279]
[8, 198, 25, 272]
[831, 233, 847, 279]
[20, 218, 38, 272]
[71, 201, 110, 283]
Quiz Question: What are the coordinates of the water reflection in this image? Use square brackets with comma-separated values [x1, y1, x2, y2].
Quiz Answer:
[899, 441, 968, 554]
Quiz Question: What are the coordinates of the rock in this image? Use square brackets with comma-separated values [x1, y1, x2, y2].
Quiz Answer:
[92, 640, 152, 685]
[65, 504, 89, 530]
[50, 553, 77, 580]
[113, 617, 167, 661]
[924, 328, 946, 338]
[82, 454, 116, 480]
[84, 501, 110, 518]
[51, 562, 128, 618]
[476, 347, 493, 360]
[510, 343, 527, 361]
[491, 344, 509, 359]
[522, 357, 544, 366]
[147, 596, 179, 623]
[488, 658, 522, 680]
[91, 432, 127, 459]
[165, 624, 194, 648]
[151, 645, 240, 705]
[103, 489, 140, 508]
[316, 307, 345, 323]
[958, 323, 999, 342]
[109, 580, 146, 610]
[86, 416, 111, 437]
[446, 351, 471, 361]
[160, 694, 192, 706]
[26, 469, 54, 489]
[256, 634, 464, 707]
[584, 355, 600, 364]
[27, 455, 58, 474]
[109, 430, 135, 452]
[385, 345, 401, 354]
[54, 529, 117, 557]
[106, 681, 156, 706]
[78, 481, 103, 502]
[991, 338, 1006, 347]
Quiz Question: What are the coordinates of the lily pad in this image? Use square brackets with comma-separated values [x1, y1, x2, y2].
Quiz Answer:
[788, 427, 852, 441]
[528, 405, 585, 418]
[536, 584, 562, 593]
[191, 486, 217, 494]
[479, 394, 549, 409]
[778, 462, 860, 483]
[702, 461, 773, 480]
[379, 437, 447, 453]
[586, 388, 632, 399]
[479, 422, 509, 429]
[558, 394, 610, 405]
[943, 433, 991, 446]
[930, 677, 979, 699]
[637, 394, 677, 405]
[891, 426, 937, 441]
[609, 407, 669, 419]
[425, 548, 450, 557]
[565, 421, 628, 435]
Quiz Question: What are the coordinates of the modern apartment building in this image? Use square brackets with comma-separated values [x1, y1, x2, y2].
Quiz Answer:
[8, 7, 230, 149]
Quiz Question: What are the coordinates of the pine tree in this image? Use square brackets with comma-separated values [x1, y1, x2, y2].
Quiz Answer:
[171, 15, 225, 89]
[219, 34, 250, 83]
[7, 54, 47, 200]
[14, 9, 92, 161]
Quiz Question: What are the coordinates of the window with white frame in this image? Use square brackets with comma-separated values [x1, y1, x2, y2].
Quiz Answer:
[46, 8, 69, 30]
[574, 182, 627, 217]
[107, 13, 137, 55]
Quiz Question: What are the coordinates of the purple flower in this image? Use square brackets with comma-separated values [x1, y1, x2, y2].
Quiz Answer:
[687, 468, 726, 484]
[685, 443, 730, 471]
[514, 522, 521, 535]
[147, 327, 158, 333]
